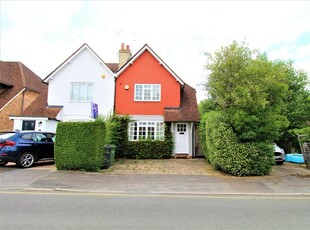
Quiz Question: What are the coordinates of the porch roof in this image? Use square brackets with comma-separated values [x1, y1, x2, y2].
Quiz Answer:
[164, 84, 200, 122]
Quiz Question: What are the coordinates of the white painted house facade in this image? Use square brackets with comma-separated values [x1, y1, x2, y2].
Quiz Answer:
[43, 43, 115, 128]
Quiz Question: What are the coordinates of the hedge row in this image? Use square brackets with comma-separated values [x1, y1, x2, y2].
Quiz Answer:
[204, 111, 274, 176]
[54, 122, 106, 172]
[125, 125, 173, 159]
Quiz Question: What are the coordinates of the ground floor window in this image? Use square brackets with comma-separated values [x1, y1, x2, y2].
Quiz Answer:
[129, 121, 164, 141]
[22, 120, 35, 130]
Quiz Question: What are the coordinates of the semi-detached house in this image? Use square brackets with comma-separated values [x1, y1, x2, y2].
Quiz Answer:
[2, 43, 200, 157]
[115, 44, 200, 157]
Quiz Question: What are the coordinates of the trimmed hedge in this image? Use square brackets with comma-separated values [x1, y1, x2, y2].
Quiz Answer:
[126, 124, 174, 159]
[105, 115, 130, 158]
[55, 122, 106, 172]
[204, 111, 274, 176]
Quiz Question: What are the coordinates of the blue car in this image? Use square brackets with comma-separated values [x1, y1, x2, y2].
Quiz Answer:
[0, 131, 55, 168]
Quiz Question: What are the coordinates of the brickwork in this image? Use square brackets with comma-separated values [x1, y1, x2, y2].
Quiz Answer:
[0, 90, 39, 131]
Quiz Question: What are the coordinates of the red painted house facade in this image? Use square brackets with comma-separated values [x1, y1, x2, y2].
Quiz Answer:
[115, 44, 200, 157]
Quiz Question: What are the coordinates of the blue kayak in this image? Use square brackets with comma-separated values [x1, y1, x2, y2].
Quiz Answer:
[285, 154, 305, 164]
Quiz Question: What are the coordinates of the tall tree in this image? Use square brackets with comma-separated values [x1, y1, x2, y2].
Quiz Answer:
[276, 61, 310, 152]
[204, 41, 290, 143]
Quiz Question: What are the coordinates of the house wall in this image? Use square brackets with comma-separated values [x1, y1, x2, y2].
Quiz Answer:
[0, 90, 39, 131]
[47, 48, 115, 121]
[115, 50, 181, 115]
[12, 118, 58, 133]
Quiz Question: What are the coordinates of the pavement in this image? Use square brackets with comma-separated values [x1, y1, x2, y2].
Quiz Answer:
[1, 158, 310, 196]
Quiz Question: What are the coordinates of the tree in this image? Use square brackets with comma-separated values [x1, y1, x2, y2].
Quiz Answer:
[276, 61, 310, 152]
[204, 41, 290, 143]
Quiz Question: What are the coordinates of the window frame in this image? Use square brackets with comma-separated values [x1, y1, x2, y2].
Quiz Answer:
[134, 84, 161, 102]
[70, 82, 94, 102]
[128, 121, 164, 141]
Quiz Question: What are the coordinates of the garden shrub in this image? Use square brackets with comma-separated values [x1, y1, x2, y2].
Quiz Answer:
[55, 121, 106, 172]
[126, 125, 174, 159]
[107, 115, 131, 158]
[204, 111, 274, 176]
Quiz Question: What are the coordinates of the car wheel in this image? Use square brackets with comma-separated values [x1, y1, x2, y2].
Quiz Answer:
[17, 152, 35, 168]
[276, 161, 284, 165]
[0, 161, 8, 166]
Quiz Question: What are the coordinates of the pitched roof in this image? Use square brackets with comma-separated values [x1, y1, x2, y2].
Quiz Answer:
[106, 63, 119, 73]
[43, 43, 115, 83]
[20, 90, 62, 119]
[116, 44, 185, 85]
[164, 84, 200, 122]
[0, 61, 47, 109]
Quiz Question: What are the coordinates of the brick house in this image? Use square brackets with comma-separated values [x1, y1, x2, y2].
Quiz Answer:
[115, 44, 200, 157]
[0, 61, 60, 132]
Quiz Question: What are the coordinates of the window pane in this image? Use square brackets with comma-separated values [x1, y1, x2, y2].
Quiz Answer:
[71, 84, 78, 100]
[135, 85, 143, 100]
[22, 120, 35, 131]
[152, 85, 160, 100]
[87, 84, 93, 101]
[78, 84, 86, 101]
[139, 127, 146, 140]
[148, 127, 155, 140]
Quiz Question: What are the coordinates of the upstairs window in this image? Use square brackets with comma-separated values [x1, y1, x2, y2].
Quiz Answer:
[134, 84, 161, 101]
[70, 83, 93, 102]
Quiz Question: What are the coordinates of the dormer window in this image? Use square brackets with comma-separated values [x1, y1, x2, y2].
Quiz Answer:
[134, 84, 161, 101]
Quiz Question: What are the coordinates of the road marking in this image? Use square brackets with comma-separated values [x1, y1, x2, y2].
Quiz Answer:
[1, 190, 310, 200]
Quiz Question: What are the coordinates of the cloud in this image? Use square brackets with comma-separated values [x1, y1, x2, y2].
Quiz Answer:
[1, 0, 310, 102]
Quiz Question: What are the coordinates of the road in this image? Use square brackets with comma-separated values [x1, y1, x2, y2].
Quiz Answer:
[1, 191, 310, 230]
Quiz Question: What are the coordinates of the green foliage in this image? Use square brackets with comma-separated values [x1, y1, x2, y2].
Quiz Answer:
[198, 98, 217, 115]
[103, 115, 131, 158]
[199, 113, 209, 154]
[276, 62, 310, 152]
[54, 122, 106, 172]
[126, 125, 173, 159]
[204, 111, 273, 176]
[204, 40, 290, 143]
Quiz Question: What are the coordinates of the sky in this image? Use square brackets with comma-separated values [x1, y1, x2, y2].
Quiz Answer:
[1, 1, 310, 102]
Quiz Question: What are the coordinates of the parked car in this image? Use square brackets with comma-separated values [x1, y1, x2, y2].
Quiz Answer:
[274, 143, 285, 165]
[0, 131, 55, 168]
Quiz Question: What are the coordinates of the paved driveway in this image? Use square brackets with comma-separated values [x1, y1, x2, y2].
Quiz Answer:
[4, 158, 310, 178]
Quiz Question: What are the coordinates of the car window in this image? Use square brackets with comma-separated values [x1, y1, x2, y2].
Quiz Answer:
[21, 133, 35, 141]
[35, 133, 54, 143]
[46, 133, 55, 143]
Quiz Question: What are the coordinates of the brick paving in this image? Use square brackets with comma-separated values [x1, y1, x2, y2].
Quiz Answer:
[105, 158, 220, 176]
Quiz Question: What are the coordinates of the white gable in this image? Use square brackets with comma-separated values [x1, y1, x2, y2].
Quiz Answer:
[45, 43, 115, 121]
[43, 43, 114, 83]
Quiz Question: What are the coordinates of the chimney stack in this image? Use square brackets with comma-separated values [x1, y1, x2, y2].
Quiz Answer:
[118, 43, 132, 70]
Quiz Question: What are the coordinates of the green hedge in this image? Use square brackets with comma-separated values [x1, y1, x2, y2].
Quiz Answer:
[126, 125, 174, 159]
[204, 111, 274, 176]
[105, 115, 130, 158]
[55, 122, 106, 172]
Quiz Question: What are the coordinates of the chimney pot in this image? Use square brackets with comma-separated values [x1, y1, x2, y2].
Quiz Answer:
[121, 43, 125, 50]
[126, 45, 130, 50]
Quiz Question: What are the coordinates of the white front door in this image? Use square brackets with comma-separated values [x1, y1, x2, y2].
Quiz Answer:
[174, 123, 189, 153]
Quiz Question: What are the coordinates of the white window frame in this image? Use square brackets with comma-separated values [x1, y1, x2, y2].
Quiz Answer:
[70, 82, 93, 102]
[128, 121, 164, 141]
[134, 84, 161, 102]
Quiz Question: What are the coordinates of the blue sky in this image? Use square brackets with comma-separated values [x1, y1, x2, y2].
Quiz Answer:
[1, 1, 309, 102]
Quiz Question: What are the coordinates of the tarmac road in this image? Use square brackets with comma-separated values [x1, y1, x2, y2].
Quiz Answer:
[1, 191, 310, 230]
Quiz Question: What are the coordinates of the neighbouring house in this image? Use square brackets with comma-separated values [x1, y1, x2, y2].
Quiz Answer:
[0, 61, 60, 132]
[42, 43, 119, 131]
[115, 44, 200, 157]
